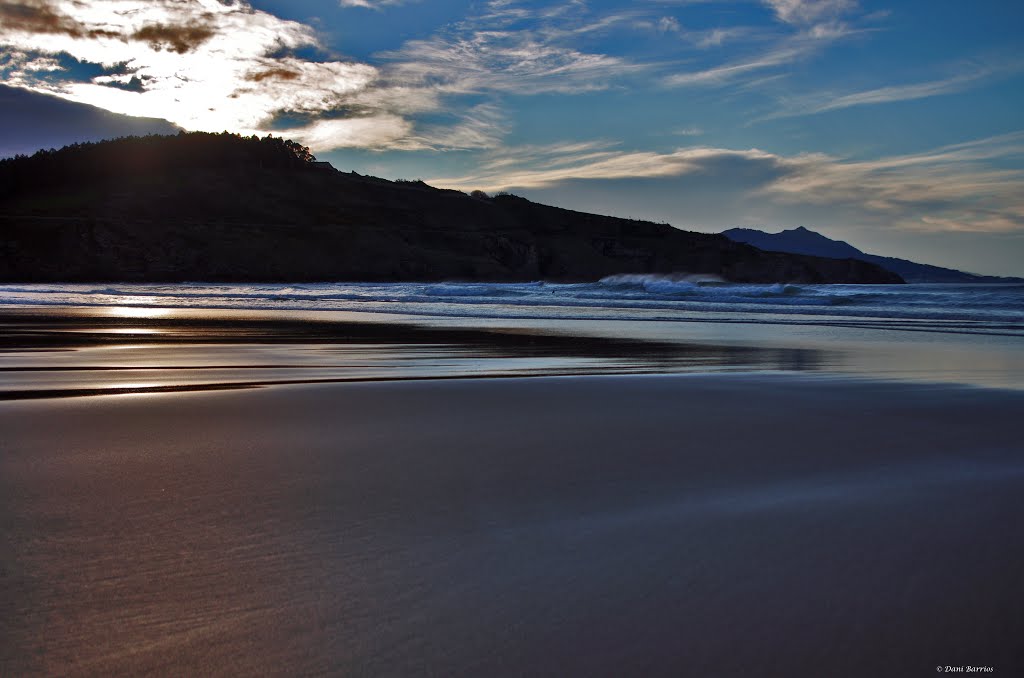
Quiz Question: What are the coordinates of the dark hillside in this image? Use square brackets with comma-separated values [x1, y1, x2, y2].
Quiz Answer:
[0, 133, 902, 283]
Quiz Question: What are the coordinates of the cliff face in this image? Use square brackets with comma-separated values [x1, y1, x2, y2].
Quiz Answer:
[0, 158, 903, 284]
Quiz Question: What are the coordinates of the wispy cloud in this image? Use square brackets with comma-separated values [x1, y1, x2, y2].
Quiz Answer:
[380, 32, 641, 95]
[417, 103, 511, 150]
[634, 15, 758, 50]
[377, 1, 650, 96]
[764, 61, 1024, 118]
[428, 133, 1024, 234]
[691, 27, 756, 49]
[758, 133, 1024, 233]
[663, 45, 801, 87]
[662, 18, 860, 88]
[278, 115, 413, 150]
[430, 142, 780, 191]
[763, 0, 857, 25]
[338, 0, 413, 9]
[657, 16, 681, 34]
[651, 0, 875, 91]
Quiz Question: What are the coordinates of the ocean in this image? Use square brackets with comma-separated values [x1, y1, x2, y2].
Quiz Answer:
[2, 279, 1023, 390]
[2, 278, 1022, 330]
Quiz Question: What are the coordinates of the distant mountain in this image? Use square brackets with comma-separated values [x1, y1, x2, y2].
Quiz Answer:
[0, 133, 902, 284]
[722, 226, 1019, 283]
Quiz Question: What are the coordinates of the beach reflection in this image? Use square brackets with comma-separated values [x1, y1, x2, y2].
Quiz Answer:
[0, 307, 830, 399]
[93, 327, 164, 335]
[1, 303, 1020, 399]
[107, 305, 173, 319]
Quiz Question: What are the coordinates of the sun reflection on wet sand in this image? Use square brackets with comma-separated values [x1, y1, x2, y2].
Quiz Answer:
[106, 305, 174, 319]
[94, 328, 164, 335]
[1, 304, 1021, 391]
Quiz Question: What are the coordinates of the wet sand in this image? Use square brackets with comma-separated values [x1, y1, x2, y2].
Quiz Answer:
[0, 307, 831, 398]
[2, 374, 1023, 676]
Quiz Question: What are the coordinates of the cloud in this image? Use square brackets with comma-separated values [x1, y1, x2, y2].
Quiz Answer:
[764, 61, 1024, 118]
[632, 15, 757, 50]
[662, 19, 858, 88]
[759, 135, 1024, 234]
[650, 0, 876, 91]
[691, 27, 754, 49]
[277, 115, 413, 150]
[763, 0, 857, 25]
[756, 133, 1024, 234]
[0, 0, 656, 152]
[278, 102, 509, 152]
[379, 30, 645, 96]
[370, 0, 653, 97]
[0, 0, 382, 143]
[338, 0, 411, 8]
[410, 103, 510, 150]
[0, 1, 120, 40]
[664, 46, 801, 87]
[427, 133, 1024, 234]
[657, 16, 681, 34]
[0, 50, 63, 80]
[429, 142, 782, 191]
[130, 21, 216, 54]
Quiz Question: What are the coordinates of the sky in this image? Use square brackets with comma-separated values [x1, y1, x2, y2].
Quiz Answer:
[1, 0, 1023, 276]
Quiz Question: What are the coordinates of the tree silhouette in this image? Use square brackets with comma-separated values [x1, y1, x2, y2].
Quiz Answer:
[0, 131, 317, 200]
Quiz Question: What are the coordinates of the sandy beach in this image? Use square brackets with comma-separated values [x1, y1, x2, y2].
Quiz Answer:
[3, 371, 1023, 676]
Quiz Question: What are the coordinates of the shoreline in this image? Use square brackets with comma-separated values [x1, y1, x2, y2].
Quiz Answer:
[0, 305, 840, 399]
[0, 367, 1021, 402]
[3, 302, 1023, 393]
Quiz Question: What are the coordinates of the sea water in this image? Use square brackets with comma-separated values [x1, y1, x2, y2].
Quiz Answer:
[1, 278, 1022, 389]
[1, 278, 1022, 332]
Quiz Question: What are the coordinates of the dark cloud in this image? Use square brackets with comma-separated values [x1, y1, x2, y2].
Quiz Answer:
[0, 1, 216, 54]
[0, 1, 119, 40]
[245, 67, 301, 83]
[131, 20, 217, 54]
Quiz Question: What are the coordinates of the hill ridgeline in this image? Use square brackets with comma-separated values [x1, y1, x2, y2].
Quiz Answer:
[0, 133, 903, 284]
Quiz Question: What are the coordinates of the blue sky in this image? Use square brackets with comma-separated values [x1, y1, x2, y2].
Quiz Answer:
[1, 0, 1023, 275]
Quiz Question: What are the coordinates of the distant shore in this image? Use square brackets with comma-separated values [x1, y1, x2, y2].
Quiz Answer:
[2, 374, 1023, 676]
